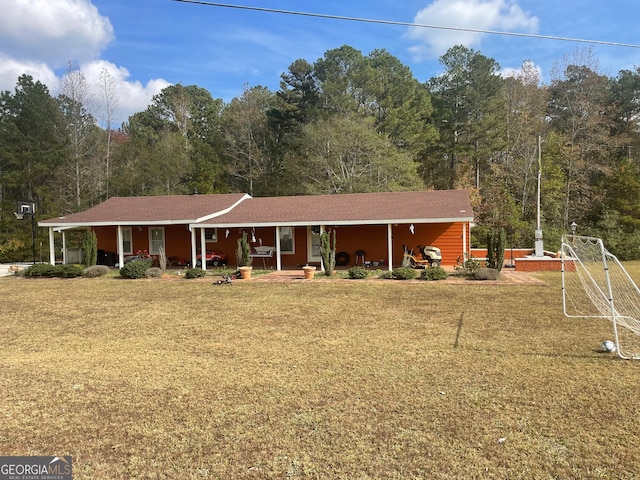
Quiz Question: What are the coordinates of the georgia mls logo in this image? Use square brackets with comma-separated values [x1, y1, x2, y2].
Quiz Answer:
[0, 456, 72, 480]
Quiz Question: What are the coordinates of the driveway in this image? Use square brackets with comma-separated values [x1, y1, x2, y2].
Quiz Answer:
[0, 264, 28, 277]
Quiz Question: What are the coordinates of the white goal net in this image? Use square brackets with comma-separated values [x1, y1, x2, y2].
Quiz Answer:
[561, 234, 640, 359]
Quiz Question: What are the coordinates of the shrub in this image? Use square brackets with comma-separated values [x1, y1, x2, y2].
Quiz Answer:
[83, 265, 110, 278]
[145, 267, 164, 278]
[82, 230, 98, 268]
[378, 270, 394, 279]
[348, 266, 368, 279]
[24, 263, 83, 278]
[236, 232, 251, 267]
[486, 228, 506, 272]
[454, 256, 482, 276]
[119, 260, 151, 279]
[320, 229, 337, 276]
[473, 267, 500, 281]
[25, 263, 58, 277]
[60, 264, 84, 278]
[421, 266, 449, 281]
[184, 267, 206, 279]
[390, 267, 417, 280]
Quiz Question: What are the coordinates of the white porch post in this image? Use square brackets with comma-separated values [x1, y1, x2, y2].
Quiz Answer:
[190, 227, 196, 268]
[117, 225, 124, 268]
[387, 224, 393, 271]
[62, 231, 67, 265]
[463, 222, 468, 259]
[48, 227, 55, 265]
[275, 226, 282, 271]
[319, 225, 326, 272]
[200, 228, 207, 271]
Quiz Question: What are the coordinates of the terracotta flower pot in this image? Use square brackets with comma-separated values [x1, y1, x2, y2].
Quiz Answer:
[302, 265, 316, 279]
[239, 265, 252, 280]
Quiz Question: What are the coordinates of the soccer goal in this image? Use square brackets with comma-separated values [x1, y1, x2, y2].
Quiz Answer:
[561, 234, 640, 359]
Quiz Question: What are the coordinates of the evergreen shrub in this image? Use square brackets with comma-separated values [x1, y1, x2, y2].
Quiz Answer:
[24, 263, 83, 278]
[348, 266, 368, 279]
[60, 264, 84, 278]
[421, 266, 449, 281]
[119, 260, 151, 279]
[25, 264, 58, 277]
[391, 267, 417, 280]
[184, 267, 206, 279]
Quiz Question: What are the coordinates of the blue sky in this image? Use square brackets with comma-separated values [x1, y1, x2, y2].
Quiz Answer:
[1, 0, 639, 125]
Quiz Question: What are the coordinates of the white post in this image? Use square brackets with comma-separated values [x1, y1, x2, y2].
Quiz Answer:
[275, 226, 282, 271]
[534, 135, 544, 257]
[462, 222, 467, 260]
[190, 227, 196, 268]
[48, 227, 55, 265]
[117, 225, 124, 268]
[62, 231, 67, 265]
[387, 224, 393, 271]
[200, 228, 207, 271]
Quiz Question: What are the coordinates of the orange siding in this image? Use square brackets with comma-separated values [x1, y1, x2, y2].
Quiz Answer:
[392, 222, 465, 266]
[92, 222, 468, 268]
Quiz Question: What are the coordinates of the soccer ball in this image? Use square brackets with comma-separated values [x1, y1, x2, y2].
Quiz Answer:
[601, 340, 616, 353]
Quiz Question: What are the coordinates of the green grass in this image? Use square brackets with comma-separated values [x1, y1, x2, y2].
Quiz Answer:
[1, 268, 639, 479]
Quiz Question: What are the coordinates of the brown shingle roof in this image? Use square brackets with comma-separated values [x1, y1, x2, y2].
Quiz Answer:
[39, 190, 473, 228]
[39, 193, 249, 226]
[198, 190, 473, 226]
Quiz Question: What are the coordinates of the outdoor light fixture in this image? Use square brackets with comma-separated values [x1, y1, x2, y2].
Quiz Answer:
[570, 221, 578, 242]
[14, 200, 37, 264]
[409, 224, 415, 234]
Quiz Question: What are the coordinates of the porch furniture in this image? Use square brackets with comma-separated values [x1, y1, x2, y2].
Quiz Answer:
[250, 246, 275, 268]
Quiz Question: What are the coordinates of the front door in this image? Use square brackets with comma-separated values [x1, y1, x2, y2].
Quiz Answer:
[308, 226, 322, 263]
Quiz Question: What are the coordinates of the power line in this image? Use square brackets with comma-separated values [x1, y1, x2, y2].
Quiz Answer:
[170, 0, 640, 50]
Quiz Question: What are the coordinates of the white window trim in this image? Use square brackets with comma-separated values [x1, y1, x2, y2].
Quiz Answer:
[122, 227, 133, 255]
[204, 227, 218, 243]
[279, 226, 295, 254]
[149, 227, 165, 255]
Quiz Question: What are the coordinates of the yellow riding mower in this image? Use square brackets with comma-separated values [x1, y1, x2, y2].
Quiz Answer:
[402, 244, 442, 268]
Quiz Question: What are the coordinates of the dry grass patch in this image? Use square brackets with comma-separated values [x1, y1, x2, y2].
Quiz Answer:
[1, 270, 639, 479]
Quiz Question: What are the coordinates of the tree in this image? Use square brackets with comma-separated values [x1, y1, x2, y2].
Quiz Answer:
[57, 63, 102, 211]
[221, 85, 281, 196]
[0, 75, 66, 261]
[0, 75, 66, 211]
[98, 67, 119, 198]
[115, 84, 227, 195]
[499, 62, 548, 222]
[548, 48, 615, 228]
[427, 45, 504, 189]
[289, 115, 423, 194]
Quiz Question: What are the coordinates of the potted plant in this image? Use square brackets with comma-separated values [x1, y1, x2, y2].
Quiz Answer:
[302, 264, 316, 279]
[237, 231, 253, 279]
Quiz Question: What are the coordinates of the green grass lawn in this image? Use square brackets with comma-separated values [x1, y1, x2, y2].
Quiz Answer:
[1, 269, 639, 479]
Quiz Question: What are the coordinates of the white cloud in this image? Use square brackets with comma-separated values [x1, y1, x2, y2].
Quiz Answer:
[0, 0, 170, 126]
[0, 54, 60, 92]
[81, 60, 171, 126]
[0, 0, 113, 67]
[407, 0, 538, 60]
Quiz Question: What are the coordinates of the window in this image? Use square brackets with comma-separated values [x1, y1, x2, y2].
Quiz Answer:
[279, 226, 294, 254]
[204, 228, 218, 242]
[149, 227, 165, 255]
[122, 227, 132, 255]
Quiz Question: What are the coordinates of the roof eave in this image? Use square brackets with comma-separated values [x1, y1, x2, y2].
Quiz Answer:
[193, 216, 475, 228]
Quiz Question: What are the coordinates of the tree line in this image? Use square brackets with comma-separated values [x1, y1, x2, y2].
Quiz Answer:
[2, 44, 640, 262]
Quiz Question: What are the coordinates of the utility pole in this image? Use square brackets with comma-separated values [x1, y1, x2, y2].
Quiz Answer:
[534, 135, 544, 257]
